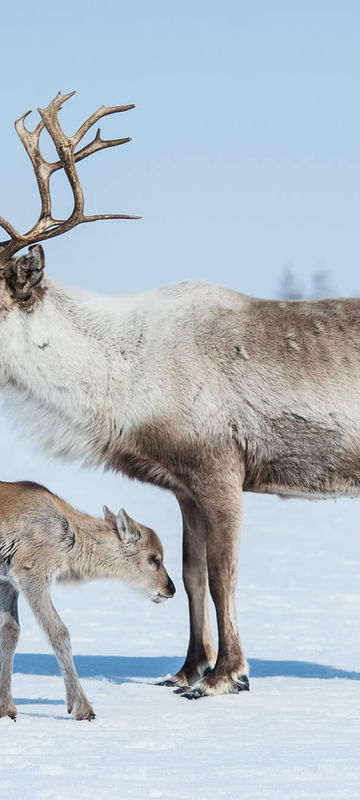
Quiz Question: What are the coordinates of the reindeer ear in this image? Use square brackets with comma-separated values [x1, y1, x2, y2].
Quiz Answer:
[5, 244, 45, 301]
[28, 244, 45, 270]
[116, 508, 141, 545]
[103, 505, 117, 525]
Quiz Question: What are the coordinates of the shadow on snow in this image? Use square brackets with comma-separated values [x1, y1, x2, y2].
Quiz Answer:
[13, 654, 360, 683]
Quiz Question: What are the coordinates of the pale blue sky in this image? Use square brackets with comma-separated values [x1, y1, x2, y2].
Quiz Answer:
[1, 1, 360, 506]
[1, 0, 359, 299]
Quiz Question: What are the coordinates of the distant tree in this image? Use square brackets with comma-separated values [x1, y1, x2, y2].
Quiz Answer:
[310, 269, 332, 299]
[278, 265, 304, 300]
[277, 265, 335, 300]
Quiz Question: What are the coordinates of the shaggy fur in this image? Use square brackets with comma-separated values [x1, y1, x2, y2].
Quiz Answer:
[0, 479, 175, 720]
[0, 248, 359, 697]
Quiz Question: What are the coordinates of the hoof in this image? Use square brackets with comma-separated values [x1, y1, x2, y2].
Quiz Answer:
[71, 697, 96, 721]
[176, 672, 250, 699]
[74, 710, 96, 721]
[173, 685, 191, 695]
[0, 710, 17, 720]
[74, 709, 96, 721]
[156, 672, 190, 689]
[180, 687, 206, 700]
[0, 700, 17, 720]
[155, 678, 178, 687]
[156, 659, 216, 690]
[234, 674, 250, 691]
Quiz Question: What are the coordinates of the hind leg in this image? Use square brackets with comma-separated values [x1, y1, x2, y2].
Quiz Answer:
[0, 578, 20, 720]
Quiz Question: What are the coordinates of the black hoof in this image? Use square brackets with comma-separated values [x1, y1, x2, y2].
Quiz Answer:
[180, 687, 205, 700]
[178, 673, 250, 699]
[155, 678, 178, 687]
[235, 674, 250, 692]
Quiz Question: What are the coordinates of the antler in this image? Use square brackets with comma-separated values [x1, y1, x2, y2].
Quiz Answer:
[0, 91, 139, 267]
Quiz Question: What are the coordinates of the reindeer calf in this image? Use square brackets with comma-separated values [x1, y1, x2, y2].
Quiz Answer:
[0, 480, 175, 720]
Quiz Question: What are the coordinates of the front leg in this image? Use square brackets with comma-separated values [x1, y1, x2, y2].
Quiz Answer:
[19, 575, 95, 720]
[158, 495, 216, 688]
[180, 475, 249, 699]
[0, 578, 20, 720]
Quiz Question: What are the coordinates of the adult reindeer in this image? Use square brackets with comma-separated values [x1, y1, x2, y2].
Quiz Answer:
[0, 92, 358, 699]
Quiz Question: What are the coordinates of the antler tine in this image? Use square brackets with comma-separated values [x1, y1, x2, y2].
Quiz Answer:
[38, 90, 85, 222]
[0, 217, 21, 240]
[72, 104, 135, 148]
[0, 111, 46, 255]
[74, 129, 132, 164]
[15, 110, 52, 219]
[83, 213, 141, 222]
[41, 90, 77, 118]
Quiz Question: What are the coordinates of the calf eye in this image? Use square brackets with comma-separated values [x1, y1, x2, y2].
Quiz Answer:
[149, 555, 161, 568]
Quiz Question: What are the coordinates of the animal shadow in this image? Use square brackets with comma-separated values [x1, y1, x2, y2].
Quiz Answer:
[13, 653, 360, 683]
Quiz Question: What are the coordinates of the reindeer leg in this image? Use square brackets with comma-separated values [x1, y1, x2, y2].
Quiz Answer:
[19, 576, 95, 720]
[158, 495, 216, 688]
[179, 473, 249, 699]
[0, 578, 20, 720]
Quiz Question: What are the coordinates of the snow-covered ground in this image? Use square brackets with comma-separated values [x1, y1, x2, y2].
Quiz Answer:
[0, 416, 359, 799]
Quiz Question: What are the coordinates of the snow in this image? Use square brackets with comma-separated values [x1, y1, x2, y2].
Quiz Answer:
[0, 416, 359, 799]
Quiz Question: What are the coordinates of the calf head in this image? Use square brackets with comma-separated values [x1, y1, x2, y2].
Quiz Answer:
[103, 506, 175, 602]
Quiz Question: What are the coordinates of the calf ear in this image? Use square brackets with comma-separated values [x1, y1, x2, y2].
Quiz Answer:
[103, 505, 117, 525]
[117, 508, 141, 545]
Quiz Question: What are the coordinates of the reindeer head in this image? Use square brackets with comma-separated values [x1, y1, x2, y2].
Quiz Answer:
[103, 505, 176, 603]
[0, 91, 139, 307]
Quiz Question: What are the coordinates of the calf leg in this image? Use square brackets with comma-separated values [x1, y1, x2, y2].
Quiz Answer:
[19, 576, 95, 720]
[180, 478, 249, 699]
[0, 578, 20, 719]
[159, 495, 216, 687]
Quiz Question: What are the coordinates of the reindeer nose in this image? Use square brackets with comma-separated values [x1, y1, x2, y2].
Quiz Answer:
[167, 578, 176, 597]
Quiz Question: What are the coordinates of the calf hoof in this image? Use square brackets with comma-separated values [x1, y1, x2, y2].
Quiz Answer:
[71, 697, 96, 721]
[0, 698, 17, 720]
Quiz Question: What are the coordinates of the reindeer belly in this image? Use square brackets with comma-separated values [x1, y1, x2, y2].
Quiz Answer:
[242, 410, 360, 498]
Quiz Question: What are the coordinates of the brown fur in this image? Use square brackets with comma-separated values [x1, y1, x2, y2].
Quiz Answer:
[0, 481, 175, 720]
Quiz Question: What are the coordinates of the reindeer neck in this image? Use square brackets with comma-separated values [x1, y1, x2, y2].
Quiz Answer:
[0, 278, 138, 464]
[2, 279, 129, 391]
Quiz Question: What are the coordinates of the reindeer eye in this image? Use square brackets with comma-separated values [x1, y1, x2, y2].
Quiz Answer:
[149, 555, 161, 568]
